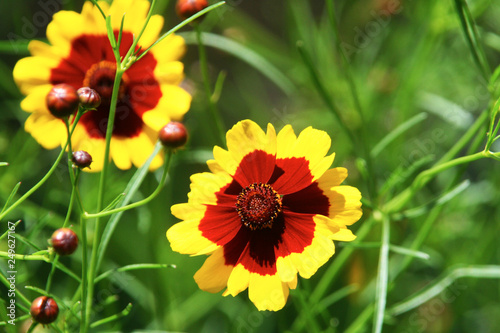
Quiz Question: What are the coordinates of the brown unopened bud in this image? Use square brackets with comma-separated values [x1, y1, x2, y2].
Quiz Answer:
[159, 121, 188, 148]
[72, 150, 93, 169]
[51, 228, 78, 256]
[46, 84, 79, 118]
[176, 0, 209, 22]
[77, 87, 101, 109]
[30, 296, 59, 324]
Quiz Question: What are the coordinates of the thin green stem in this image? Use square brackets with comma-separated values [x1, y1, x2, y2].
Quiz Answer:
[0, 144, 67, 221]
[453, 0, 491, 81]
[136, 1, 227, 62]
[122, 0, 157, 69]
[45, 254, 60, 293]
[83, 150, 173, 219]
[80, 215, 88, 333]
[195, 24, 226, 145]
[85, 60, 125, 333]
[0, 269, 36, 309]
[373, 215, 390, 333]
[0, 107, 84, 221]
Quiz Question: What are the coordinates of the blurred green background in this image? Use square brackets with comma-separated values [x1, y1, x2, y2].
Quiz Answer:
[1, 0, 500, 332]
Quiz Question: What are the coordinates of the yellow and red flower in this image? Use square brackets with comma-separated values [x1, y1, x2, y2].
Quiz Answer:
[167, 120, 362, 311]
[13, 0, 191, 171]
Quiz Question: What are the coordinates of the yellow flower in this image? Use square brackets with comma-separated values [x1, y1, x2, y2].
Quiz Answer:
[13, 0, 191, 171]
[167, 120, 362, 311]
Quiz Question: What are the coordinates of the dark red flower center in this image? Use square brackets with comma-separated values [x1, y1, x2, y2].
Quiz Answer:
[236, 183, 282, 230]
[50, 32, 162, 139]
[83, 61, 128, 103]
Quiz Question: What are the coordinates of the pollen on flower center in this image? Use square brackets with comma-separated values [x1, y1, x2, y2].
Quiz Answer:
[83, 61, 128, 103]
[236, 183, 282, 230]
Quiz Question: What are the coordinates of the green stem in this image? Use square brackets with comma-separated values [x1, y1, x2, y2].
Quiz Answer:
[0, 108, 83, 222]
[83, 150, 173, 220]
[453, 0, 491, 81]
[373, 215, 390, 333]
[45, 254, 60, 293]
[0, 145, 67, 221]
[80, 215, 88, 333]
[122, 0, 157, 68]
[136, 1, 227, 62]
[85, 64, 125, 333]
[195, 24, 226, 145]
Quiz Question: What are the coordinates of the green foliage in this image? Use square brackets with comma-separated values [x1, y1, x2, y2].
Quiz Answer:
[1, 0, 500, 332]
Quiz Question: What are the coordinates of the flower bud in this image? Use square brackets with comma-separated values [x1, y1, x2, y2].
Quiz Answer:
[51, 228, 79, 256]
[176, 0, 209, 22]
[159, 121, 188, 148]
[77, 87, 101, 109]
[46, 84, 79, 118]
[30, 296, 59, 324]
[72, 150, 93, 169]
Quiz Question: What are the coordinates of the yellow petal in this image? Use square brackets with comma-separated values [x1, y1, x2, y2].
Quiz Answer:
[81, 1, 109, 34]
[277, 125, 334, 180]
[167, 219, 219, 256]
[154, 61, 185, 85]
[110, 137, 132, 170]
[330, 185, 363, 226]
[276, 255, 297, 283]
[187, 172, 232, 205]
[194, 249, 233, 293]
[224, 264, 250, 297]
[287, 218, 336, 279]
[19, 85, 53, 114]
[214, 121, 276, 176]
[138, 15, 164, 48]
[331, 227, 357, 241]
[206, 159, 226, 175]
[248, 273, 289, 311]
[46, 10, 86, 49]
[142, 85, 191, 129]
[25, 114, 66, 149]
[316, 167, 349, 191]
[149, 33, 186, 62]
[13, 57, 56, 94]
[75, 137, 106, 172]
[171, 202, 206, 220]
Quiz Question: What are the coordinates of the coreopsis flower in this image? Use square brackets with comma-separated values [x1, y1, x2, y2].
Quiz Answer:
[167, 120, 362, 311]
[13, 0, 191, 171]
